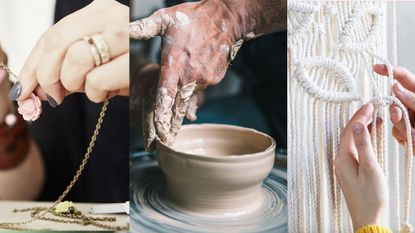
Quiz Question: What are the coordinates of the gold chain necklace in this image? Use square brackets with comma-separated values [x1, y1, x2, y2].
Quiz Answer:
[0, 63, 128, 231]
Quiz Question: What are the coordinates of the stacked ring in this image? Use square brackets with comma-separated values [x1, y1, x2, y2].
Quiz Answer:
[90, 34, 111, 64]
[83, 34, 111, 67]
[83, 36, 101, 66]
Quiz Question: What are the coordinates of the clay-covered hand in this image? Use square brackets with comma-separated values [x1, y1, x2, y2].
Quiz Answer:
[374, 64, 415, 146]
[130, 0, 286, 150]
[130, 1, 237, 148]
[9, 0, 129, 106]
[335, 103, 389, 231]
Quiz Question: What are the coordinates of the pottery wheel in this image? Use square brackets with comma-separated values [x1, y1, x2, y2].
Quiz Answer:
[130, 154, 287, 233]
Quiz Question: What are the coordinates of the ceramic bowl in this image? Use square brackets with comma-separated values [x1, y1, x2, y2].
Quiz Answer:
[156, 124, 276, 216]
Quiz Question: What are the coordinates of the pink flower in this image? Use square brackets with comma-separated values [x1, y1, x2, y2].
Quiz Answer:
[17, 93, 42, 121]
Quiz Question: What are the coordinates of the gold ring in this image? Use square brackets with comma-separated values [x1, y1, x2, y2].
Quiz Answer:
[83, 36, 102, 67]
[90, 34, 110, 64]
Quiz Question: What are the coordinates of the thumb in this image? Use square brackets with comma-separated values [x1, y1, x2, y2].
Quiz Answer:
[352, 122, 376, 167]
[129, 10, 167, 40]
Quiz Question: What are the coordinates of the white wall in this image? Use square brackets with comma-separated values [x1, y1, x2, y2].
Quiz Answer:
[0, 0, 55, 74]
[397, 2, 415, 72]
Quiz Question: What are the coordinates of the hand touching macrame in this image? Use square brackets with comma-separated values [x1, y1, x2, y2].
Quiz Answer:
[335, 104, 391, 232]
[374, 64, 415, 147]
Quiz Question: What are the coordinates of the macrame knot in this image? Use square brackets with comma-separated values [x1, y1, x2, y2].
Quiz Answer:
[288, 2, 317, 14]
[339, 4, 382, 52]
[294, 57, 360, 103]
[316, 24, 325, 34]
[324, 4, 337, 16]
[371, 95, 390, 108]
[288, 2, 317, 46]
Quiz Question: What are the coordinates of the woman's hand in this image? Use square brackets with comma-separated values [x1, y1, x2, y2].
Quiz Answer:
[9, 0, 129, 106]
[374, 64, 415, 146]
[335, 103, 389, 231]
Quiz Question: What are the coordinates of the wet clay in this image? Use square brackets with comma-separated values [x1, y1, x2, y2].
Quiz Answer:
[156, 124, 276, 217]
[170, 82, 197, 138]
[154, 87, 174, 143]
[153, 82, 198, 146]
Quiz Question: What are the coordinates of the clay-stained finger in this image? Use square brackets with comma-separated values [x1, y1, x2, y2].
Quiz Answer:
[186, 94, 198, 121]
[142, 95, 156, 151]
[154, 87, 176, 144]
[136, 64, 160, 150]
[170, 82, 196, 139]
[129, 9, 172, 40]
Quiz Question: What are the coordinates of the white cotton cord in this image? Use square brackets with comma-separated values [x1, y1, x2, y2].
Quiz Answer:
[334, 105, 344, 233]
[313, 101, 323, 232]
[390, 1, 401, 231]
[338, 4, 382, 52]
[301, 95, 311, 230]
[309, 98, 319, 231]
[293, 57, 360, 103]
[288, 2, 411, 232]
[369, 96, 414, 233]
[288, 2, 317, 47]
[328, 103, 337, 232]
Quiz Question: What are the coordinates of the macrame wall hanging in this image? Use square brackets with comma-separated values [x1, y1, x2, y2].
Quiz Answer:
[288, 1, 414, 232]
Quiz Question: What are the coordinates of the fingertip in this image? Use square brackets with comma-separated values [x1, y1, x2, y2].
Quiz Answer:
[8, 81, 22, 101]
[390, 106, 402, 123]
[373, 64, 387, 75]
[186, 112, 197, 121]
[392, 82, 406, 100]
[46, 95, 58, 108]
[375, 117, 383, 127]
[129, 11, 163, 40]
[359, 103, 374, 118]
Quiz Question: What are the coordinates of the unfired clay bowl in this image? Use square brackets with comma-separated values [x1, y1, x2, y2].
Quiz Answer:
[156, 124, 276, 217]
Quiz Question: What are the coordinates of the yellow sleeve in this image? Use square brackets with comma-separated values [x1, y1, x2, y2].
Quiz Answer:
[355, 224, 392, 233]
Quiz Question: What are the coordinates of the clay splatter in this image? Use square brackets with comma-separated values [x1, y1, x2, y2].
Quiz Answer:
[220, 21, 228, 33]
[175, 11, 191, 27]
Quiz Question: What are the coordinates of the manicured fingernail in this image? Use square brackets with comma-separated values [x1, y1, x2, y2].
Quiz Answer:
[8, 81, 22, 100]
[391, 111, 398, 122]
[373, 64, 384, 69]
[353, 123, 363, 135]
[395, 83, 404, 94]
[47, 95, 57, 108]
[376, 117, 383, 124]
